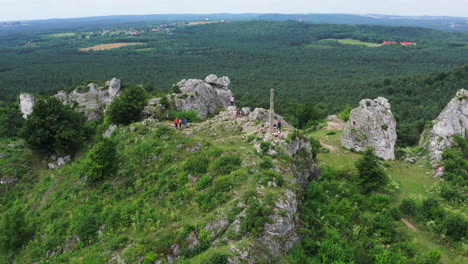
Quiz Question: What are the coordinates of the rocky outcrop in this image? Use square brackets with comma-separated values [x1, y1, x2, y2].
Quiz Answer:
[54, 78, 122, 121]
[341, 97, 397, 160]
[145, 75, 233, 120]
[19, 93, 37, 119]
[48, 155, 71, 170]
[420, 89, 468, 162]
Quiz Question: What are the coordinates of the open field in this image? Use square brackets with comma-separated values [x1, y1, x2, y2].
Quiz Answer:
[322, 38, 378, 47]
[47, 33, 76, 37]
[79, 42, 145, 51]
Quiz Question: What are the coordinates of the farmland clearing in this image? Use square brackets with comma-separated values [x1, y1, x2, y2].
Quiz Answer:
[79, 42, 145, 51]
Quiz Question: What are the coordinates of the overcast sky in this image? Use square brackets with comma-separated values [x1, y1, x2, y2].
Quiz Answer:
[1, 0, 467, 21]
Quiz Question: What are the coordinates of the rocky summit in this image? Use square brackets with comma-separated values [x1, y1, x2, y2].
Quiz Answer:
[341, 97, 397, 160]
[420, 89, 468, 163]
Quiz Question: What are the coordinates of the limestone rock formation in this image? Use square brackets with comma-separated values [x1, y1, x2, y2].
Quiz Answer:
[145, 75, 233, 120]
[174, 75, 232, 119]
[341, 97, 397, 160]
[420, 89, 468, 162]
[19, 93, 37, 119]
[54, 78, 121, 121]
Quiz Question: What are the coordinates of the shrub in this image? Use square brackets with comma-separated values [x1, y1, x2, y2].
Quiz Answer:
[259, 170, 284, 187]
[0, 206, 32, 253]
[260, 142, 270, 154]
[259, 156, 273, 170]
[208, 252, 229, 264]
[355, 148, 389, 193]
[309, 136, 321, 159]
[399, 198, 418, 216]
[74, 211, 100, 244]
[420, 197, 445, 221]
[107, 85, 147, 125]
[183, 154, 210, 174]
[338, 104, 353, 121]
[81, 139, 118, 183]
[368, 194, 390, 212]
[212, 154, 241, 175]
[196, 175, 212, 190]
[21, 97, 88, 154]
[241, 198, 271, 236]
[441, 213, 467, 241]
[172, 84, 181, 93]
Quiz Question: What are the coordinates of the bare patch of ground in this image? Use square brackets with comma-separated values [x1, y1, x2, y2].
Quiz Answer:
[319, 139, 337, 153]
[79, 43, 145, 51]
[401, 218, 417, 232]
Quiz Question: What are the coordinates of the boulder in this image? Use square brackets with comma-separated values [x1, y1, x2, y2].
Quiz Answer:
[420, 89, 468, 162]
[171, 75, 233, 119]
[204, 74, 230, 88]
[48, 155, 71, 169]
[341, 97, 397, 160]
[19, 93, 37, 119]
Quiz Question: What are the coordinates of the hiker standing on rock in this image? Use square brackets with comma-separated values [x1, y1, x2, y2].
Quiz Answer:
[277, 121, 282, 131]
[174, 118, 179, 129]
[182, 118, 188, 129]
[230, 96, 235, 106]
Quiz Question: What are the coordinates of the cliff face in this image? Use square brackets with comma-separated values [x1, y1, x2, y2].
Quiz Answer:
[420, 89, 468, 163]
[341, 97, 397, 160]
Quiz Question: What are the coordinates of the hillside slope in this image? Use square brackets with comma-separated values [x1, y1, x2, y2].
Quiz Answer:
[0, 108, 318, 263]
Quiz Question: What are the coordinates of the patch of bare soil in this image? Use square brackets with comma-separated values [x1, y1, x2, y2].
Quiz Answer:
[401, 218, 417, 232]
[79, 42, 145, 51]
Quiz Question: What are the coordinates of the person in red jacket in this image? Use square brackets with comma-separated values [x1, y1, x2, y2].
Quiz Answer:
[174, 118, 179, 129]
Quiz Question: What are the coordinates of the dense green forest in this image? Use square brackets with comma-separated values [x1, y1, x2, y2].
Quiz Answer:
[1, 20, 467, 146]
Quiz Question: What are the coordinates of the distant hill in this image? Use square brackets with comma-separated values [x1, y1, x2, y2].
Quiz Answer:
[1, 13, 467, 34]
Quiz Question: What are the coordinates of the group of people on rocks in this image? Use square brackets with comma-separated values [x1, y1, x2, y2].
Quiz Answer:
[258, 120, 283, 138]
[166, 114, 188, 129]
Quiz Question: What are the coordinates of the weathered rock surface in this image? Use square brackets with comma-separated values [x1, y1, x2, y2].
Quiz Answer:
[145, 75, 233, 120]
[19, 93, 37, 119]
[54, 78, 122, 121]
[420, 89, 468, 162]
[341, 97, 397, 160]
[103, 124, 118, 138]
[48, 155, 71, 170]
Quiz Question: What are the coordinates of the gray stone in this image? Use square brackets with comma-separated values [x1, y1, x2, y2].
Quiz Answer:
[48, 155, 71, 169]
[420, 89, 468, 163]
[168, 75, 233, 119]
[204, 74, 218, 84]
[103, 124, 118, 138]
[19, 93, 37, 119]
[341, 97, 397, 160]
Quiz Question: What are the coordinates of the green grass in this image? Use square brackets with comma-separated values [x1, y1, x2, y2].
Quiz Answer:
[309, 128, 466, 264]
[321, 38, 377, 47]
